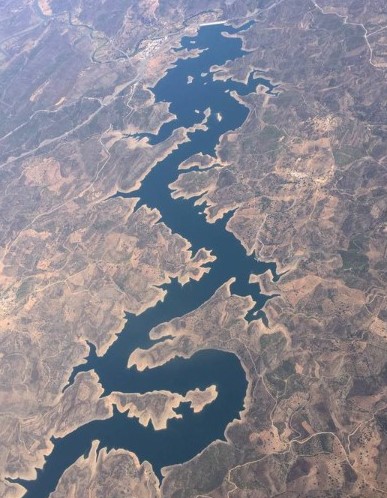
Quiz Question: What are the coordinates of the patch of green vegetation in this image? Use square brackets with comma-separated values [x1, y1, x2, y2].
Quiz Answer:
[332, 150, 354, 167]
[276, 359, 296, 378]
[282, 374, 305, 399]
[376, 412, 387, 434]
[344, 29, 365, 52]
[265, 360, 296, 395]
[257, 0, 276, 8]
[259, 125, 284, 143]
[333, 145, 365, 167]
[265, 374, 286, 395]
[260, 332, 287, 368]
[295, 433, 334, 457]
[92, 219, 114, 231]
[348, 234, 368, 252]
[260, 331, 286, 350]
[231, 473, 262, 490]
[259, 196, 272, 210]
[275, 421, 286, 435]
[171, 442, 237, 498]
[320, 433, 334, 453]
[317, 13, 343, 32]
[339, 249, 369, 275]
[262, 108, 277, 124]
[16, 279, 33, 301]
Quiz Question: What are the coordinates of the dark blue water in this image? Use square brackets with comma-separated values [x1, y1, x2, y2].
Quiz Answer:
[15, 23, 277, 497]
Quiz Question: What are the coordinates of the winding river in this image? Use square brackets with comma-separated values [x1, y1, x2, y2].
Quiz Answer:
[17, 21, 276, 497]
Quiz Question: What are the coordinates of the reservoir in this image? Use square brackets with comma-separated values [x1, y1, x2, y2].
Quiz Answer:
[17, 21, 276, 497]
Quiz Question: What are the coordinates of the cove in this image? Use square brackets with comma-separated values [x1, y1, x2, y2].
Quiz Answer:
[16, 22, 277, 498]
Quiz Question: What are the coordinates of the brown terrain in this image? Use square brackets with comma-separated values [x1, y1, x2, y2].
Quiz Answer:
[50, 440, 161, 498]
[110, 386, 218, 430]
[0, 0, 386, 497]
